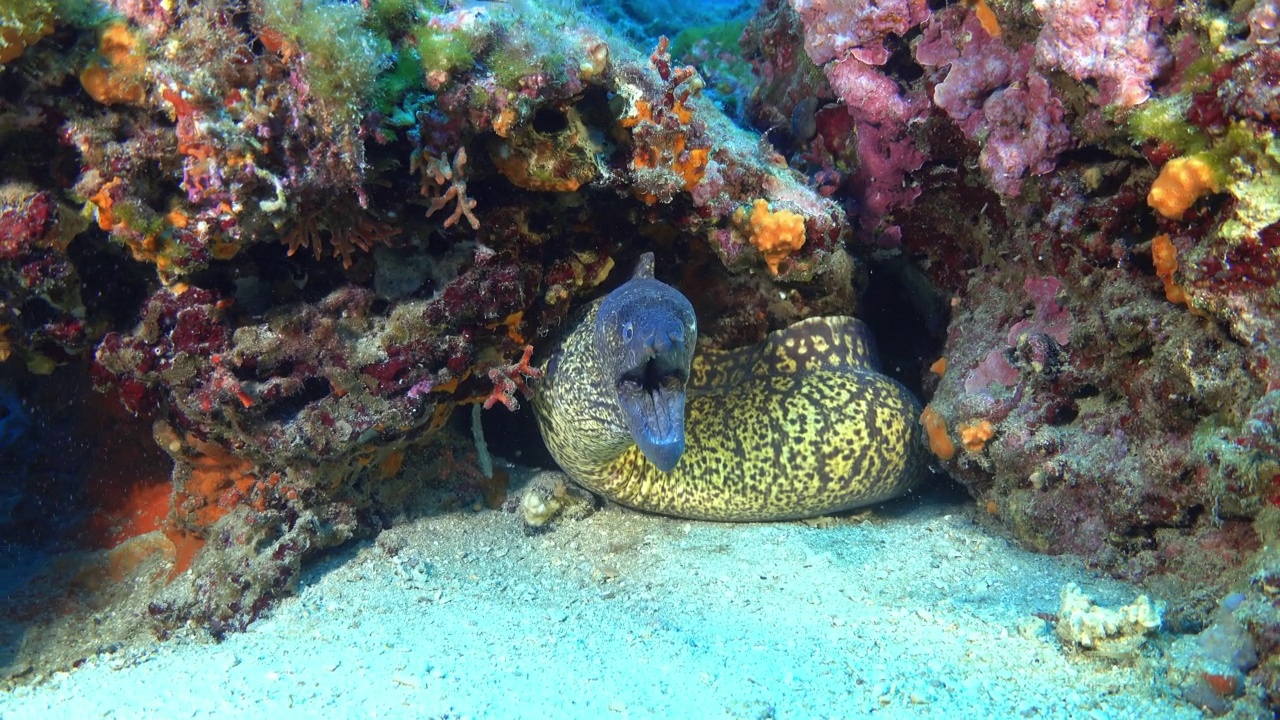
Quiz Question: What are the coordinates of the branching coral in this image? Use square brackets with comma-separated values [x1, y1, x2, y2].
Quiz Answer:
[483, 344, 542, 411]
[414, 147, 480, 230]
[282, 202, 401, 269]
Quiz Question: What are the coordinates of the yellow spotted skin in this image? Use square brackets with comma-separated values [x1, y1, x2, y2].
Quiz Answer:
[532, 305, 927, 521]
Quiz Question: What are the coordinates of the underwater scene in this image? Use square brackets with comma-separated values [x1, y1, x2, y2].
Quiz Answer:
[1, 0, 1279, 716]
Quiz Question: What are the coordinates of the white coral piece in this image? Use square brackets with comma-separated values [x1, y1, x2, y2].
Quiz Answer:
[1055, 582, 1162, 658]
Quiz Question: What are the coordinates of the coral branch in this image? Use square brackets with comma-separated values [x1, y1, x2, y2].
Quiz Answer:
[483, 345, 542, 411]
[414, 147, 480, 230]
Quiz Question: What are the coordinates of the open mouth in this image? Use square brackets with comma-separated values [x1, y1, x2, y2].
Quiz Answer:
[617, 355, 688, 472]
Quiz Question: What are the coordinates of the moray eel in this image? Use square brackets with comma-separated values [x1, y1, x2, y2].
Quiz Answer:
[532, 253, 926, 521]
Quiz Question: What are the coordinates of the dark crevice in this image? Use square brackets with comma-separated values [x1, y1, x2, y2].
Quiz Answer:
[260, 377, 332, 424]
[532, 106, 570, 134]
[859, 256, 951, 401]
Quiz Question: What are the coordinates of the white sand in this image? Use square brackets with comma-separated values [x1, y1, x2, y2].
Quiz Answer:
[0, 496, 1203, 719]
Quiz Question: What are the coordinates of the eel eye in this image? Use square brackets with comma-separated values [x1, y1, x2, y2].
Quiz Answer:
[621, 322, 634, 342]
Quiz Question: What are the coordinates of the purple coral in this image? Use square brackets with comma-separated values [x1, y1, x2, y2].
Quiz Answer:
[965, 349, 1020, 394]
[1009, 276, 1073, 346]
[916, 9, 1073, 196]
[787, 0, 932, 236]
[1248, 0, 1279, 46]
[1032, 0, 1171, 108]
[980, 75, 1073, 196]
[825, 57, 928, 221]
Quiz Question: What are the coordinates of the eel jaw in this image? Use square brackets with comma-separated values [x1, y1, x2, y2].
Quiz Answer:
[616, 354, 688, 472]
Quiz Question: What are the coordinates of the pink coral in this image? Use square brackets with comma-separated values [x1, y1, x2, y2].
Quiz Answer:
[980, 74, 1073, 196]
[966, 349, 1020, 393]
[789, 0, 931, 235]
[825, 57, 928, 221]
[790, 0, 930, 66]
[1248, 0, 1279, 45]
[1032, 0, 1170, 108]
[1009, 276, 1073, 346]
[963, 276, 1074, 394]
[916, 8, 1072, 196]
[483, 345, 542, 411]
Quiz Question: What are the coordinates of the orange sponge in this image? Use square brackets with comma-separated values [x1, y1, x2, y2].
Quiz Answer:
[920, 405, 956, 461]
[745, 199, 806, 275]
[1151, 233, 1187, 305]
[80, 21, 147, 105]
[1147, 156, 1219, 220]
[958, 419, 996, 453]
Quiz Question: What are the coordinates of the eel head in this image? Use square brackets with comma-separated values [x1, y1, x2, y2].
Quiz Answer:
[594, 254, 697, 472]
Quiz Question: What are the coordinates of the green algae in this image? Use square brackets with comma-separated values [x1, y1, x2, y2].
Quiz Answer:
[259, 0, 388, 125]
[415, 24, 475, 80]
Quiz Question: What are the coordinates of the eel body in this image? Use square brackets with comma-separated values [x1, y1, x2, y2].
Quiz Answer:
[531, 254, 926, 521]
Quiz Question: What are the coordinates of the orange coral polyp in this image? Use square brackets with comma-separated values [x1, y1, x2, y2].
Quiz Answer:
[674, 147, 709, 189]
[88, 178, 126, 231]
[1147, 156, 1219, 220]
[619, 99, 652, 129]
[967, 0, 1002, 37]
[746, 199, 806, 275]
[672, 98, 693, 125]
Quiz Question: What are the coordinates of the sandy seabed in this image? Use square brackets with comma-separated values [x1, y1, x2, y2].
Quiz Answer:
[0, 488, 1208, 719]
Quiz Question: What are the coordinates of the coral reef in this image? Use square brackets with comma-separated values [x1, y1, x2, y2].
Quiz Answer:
[1, 0, 1279, 712]
[735, 0, 1280, 710]
[1033, 0, 1170, 109]
[0, 0, 852, 675]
